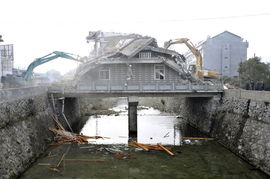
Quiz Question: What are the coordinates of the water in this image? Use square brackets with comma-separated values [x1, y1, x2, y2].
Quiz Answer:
[81, 103, 181, 145]
[20, 100, 269, 178]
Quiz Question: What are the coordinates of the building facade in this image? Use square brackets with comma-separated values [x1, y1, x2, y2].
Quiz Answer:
[76, 35, 192, 91]
[202, 31, 248, 77]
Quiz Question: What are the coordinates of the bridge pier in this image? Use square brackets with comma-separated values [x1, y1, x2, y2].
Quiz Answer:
[128, 96, 139, 137]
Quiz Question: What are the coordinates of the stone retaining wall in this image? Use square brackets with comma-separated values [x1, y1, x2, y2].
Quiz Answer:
[0, 87, 55, 179]
[181, 90, 270, 175]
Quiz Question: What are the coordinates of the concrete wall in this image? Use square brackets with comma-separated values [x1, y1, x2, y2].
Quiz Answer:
[202, 31, 248, 77]
[0, 87, 55, 179]
[181, 89, 270, 175]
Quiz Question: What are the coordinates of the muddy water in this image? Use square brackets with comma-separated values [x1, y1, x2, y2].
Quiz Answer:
[20, 101, 269, 179]
[80, 105, 180, 145]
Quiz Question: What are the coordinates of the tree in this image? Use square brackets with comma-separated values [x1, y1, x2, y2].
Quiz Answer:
[238, 56, 270, 89]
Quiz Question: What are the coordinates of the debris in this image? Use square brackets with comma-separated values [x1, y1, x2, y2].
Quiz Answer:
[56, 153, 66, 168]
[63, 159, 105, 162]
[135, 148, 143, 152]
[131, 141, 149, 151]
[129, 141, 174, 155]
[50, 115, 109, 145]
[47, 152, 56, 158]
[105, 147, 124, 154]
[157, 143, 174, 156]
[48, 167, 60, 172]
[163, 132, 170, 138]
[129, 141, 172, 151]
[37, 163, 51, 166]
[113, 153, 135, 160]
[182, 137, 215, 141]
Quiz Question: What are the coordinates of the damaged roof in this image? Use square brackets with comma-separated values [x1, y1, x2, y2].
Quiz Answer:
[74, 32, 186, 83]
[119, 38, 155, 58]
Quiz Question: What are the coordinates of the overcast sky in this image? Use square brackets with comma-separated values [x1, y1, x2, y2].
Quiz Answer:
[1, 0, 270, 74]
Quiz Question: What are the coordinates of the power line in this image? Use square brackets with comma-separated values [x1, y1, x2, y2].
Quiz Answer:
[158, 12, 270, 23]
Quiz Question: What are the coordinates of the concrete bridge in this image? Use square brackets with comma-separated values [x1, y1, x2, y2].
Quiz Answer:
[47, 84, 223, 98]
[47, 84, 223, 135]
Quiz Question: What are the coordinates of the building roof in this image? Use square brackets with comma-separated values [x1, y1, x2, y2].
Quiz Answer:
[211, 31, 242, 40]
[74, 33, 186, 84]
[119, 38, 155, 58]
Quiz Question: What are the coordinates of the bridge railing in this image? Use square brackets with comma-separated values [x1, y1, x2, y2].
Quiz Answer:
[48, 82, 223, 93]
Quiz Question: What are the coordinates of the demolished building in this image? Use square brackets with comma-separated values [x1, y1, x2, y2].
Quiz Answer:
[74, 32, 191, 91]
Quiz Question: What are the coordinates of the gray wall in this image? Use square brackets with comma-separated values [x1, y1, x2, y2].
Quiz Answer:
[77, 63, 187, 90]
[180, 89, 270, 175]
[0, 87, 55, 179]
[202, 32, 248, 77]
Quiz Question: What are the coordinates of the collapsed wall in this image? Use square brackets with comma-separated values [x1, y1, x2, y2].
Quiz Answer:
[0, 87, 54, 179]
[181, 90, 270, 175]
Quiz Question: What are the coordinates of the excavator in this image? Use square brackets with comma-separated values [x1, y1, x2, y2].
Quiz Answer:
[164, 38, 220, 80]
[2, 51, 84, 87]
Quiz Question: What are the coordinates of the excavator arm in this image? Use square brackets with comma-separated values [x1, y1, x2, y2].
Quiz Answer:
[24, 51, 82, 80]
[164, 38, 202, 71]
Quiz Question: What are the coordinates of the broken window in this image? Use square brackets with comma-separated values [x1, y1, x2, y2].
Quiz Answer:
[139, 52, 151, 59]
[154, 65, 165, 80]
[99, 68, 110, 80]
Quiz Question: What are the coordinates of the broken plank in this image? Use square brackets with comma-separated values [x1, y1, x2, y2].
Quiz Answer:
[132, 141, 149, 151]
[157, 143, 174, 156]
[37, 163, 51, 166]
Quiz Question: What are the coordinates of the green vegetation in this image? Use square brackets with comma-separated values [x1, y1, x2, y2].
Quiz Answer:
[238, 56, 270, 89]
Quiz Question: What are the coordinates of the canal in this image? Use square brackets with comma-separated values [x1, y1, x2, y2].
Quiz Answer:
[20, 98, 269, 178]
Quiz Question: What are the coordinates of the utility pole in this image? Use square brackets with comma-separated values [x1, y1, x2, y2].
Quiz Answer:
[0, 35, 3, 88]
[0, 35, 3, 42]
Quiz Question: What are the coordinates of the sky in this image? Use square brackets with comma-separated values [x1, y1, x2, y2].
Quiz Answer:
[1, 0, 270, 74]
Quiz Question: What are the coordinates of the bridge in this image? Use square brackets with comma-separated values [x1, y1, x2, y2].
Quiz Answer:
[48, 84, 223, 98]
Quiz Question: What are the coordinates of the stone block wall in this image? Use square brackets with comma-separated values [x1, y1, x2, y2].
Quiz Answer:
[0, 87, 55, 179]
[180, 90, 270, 175]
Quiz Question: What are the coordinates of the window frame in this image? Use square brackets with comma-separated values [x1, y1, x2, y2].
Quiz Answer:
[99, 68, 110, 80]
[139, 52, 152, 59]
[154, 64, 165, 80]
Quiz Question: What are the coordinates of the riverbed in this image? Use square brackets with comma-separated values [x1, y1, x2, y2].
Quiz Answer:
[20, 100, 269, 178]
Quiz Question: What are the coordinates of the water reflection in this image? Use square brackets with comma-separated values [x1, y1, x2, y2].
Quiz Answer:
[81, 103, 181, 145]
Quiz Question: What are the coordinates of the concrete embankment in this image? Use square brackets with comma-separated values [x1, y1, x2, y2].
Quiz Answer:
[181, 89, 270, 175]
[0, 87, 55, 179]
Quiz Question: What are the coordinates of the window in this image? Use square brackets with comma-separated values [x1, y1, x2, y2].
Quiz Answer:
[139, 52, 151, 59]
[99, 68, 110, 80]
[154, 65, 165, 80]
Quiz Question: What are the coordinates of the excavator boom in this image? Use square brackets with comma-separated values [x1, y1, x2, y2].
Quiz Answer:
[24, 51, 82, 80]
[164, 38, 219, 80]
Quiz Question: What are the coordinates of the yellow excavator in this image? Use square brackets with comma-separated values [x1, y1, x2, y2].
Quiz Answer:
[164, 38, 219, 80]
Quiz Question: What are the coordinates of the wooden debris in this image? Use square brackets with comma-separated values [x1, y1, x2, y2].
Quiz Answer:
[63, 159, 105, 162]
[50, 115, 109, 145]
[37, 163, 51, 166]
[56, 153, 66, 167]
[129, 141, 174, 156]
[157, 143, 174, 156]
[113, 153, 135, 160]
[48, 167, 60, 172]
[132, 141, 149, 151]
[52, 115, 65, 130]
[182, 137, 215, 141]
[129, 141, 172, 151]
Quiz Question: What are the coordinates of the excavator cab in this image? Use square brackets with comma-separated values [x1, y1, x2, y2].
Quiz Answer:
[188, 64, 196, 73]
